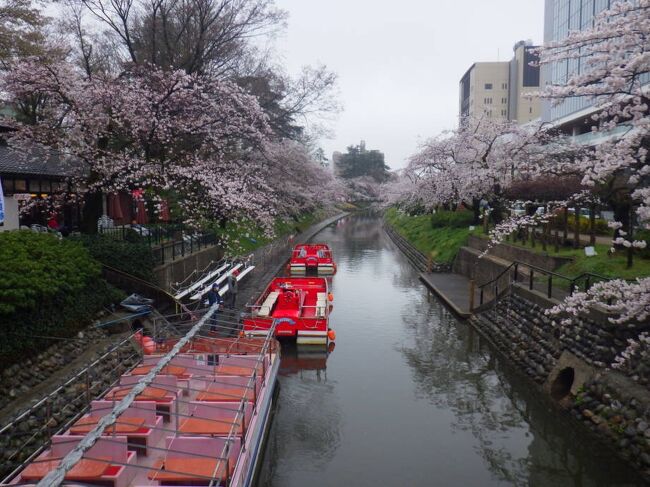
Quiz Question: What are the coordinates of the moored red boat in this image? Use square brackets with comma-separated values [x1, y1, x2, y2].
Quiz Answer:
[243, 277, 333, 345]
[288, 244, 336, 275]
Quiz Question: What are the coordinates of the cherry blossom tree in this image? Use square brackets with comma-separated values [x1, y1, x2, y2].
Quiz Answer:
[256, 139, 346, 216]
[539, 0, 650, 253]
[2, 57, 276, 228]
[396, 116, 564, 219]
[481, 1, 650, 327]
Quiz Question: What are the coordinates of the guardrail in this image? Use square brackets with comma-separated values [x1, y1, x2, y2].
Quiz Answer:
[98, 224, 218, 266]
[152, 233, 218, 266]
[477, 260, 611, 307]
[0, 335, 141, 483]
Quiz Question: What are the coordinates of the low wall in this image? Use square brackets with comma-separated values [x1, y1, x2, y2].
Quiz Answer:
[452, 246, 507, 284]
[471, 285, 650, 478]
[467, 235, 573, 271]
[154, 245, 224, 291]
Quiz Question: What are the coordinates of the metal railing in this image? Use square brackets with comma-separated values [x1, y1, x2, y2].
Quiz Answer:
[97, 223, 218, 266]
[152, 232, 218, 266]
[477, 260, 611, 307]
[0, 335, 141, 483]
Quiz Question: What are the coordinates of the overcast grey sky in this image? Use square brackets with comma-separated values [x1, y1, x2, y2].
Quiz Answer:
[274, 0, 545, 169]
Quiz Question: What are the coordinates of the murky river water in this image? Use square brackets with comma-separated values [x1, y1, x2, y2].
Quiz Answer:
[256, 215, 643, 487]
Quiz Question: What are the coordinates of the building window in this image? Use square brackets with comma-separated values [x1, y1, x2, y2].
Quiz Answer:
[484, 98, 493, 105]
[501, 110, 507, 116]
[14, 179, 27, 192]
[529, 107, 533, 114]
[485, 83, 493, 90]
[2, 178, 13, 194]
[502, 83, 508, 89]
[502, 98, 507, 104]
[28, 179, 40, 193]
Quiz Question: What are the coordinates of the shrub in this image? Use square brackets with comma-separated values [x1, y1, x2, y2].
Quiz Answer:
[0, 232, 100, 315]
[549, 213, 610, 236]
[0, 231, 123, 367]
[73, 234, 156, 281]
[431, 210, 474, 229]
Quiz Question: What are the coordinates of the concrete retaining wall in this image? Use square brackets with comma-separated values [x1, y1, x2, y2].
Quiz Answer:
[153, 245, 224, 291]
[467, 235, 573, 271]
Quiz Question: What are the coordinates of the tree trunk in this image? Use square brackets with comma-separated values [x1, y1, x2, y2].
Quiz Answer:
[472, 198, 481, 225]
[589, 204, 596, 246]
[628, 206, 634, 269]
[80, 192, 103, 234]
[573, 209, 580, 249]
[563, 206, 569, 244]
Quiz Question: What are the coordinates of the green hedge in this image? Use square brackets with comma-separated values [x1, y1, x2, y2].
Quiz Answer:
[0, 232, 123, 367]
[431, 210, 474, 229]
[72, 234, 156, 281]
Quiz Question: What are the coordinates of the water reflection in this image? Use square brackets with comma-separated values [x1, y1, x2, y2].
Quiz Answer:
[257, 215, 644, 487]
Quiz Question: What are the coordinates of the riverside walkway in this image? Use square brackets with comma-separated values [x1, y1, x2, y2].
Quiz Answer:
[419, 272, 477, 319]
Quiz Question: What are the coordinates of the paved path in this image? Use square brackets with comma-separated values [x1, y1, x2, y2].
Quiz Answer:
[419, 272, 479, 319]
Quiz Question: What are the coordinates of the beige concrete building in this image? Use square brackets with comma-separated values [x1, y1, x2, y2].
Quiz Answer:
[459, 41, 541, 124]
[460, 62, 510, 121]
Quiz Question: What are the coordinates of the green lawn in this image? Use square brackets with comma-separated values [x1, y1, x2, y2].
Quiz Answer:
[386, 207, 650, 280]
[477, 233, 650, 281]
[385, 208, 479, 264]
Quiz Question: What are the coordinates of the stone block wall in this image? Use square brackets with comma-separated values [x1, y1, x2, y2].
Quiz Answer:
[472, 290, 560, 384]
[471, 285, 650, 480]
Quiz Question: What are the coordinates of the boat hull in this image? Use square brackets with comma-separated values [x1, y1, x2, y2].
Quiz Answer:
[231, 350, 280, 487]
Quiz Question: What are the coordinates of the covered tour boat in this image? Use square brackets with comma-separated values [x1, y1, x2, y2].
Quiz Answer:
[288, 244, 336, 275]
[243, 277, 334, 345]
[3, 314, 279, 487]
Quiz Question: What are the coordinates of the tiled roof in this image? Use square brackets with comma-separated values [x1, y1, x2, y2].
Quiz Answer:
[0, 144, 79, 177]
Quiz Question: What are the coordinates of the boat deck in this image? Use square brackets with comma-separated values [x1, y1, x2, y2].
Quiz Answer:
[243, 278, 330, 342]
[5, 333, 279, 487]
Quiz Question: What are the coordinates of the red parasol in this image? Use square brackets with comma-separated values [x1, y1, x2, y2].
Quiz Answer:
[108, 193, 124, 221]
[136, 199, 149, 224]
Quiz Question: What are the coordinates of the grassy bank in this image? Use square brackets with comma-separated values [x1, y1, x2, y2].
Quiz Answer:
[503, 237, 650, 280]
[385, 208, 478, 264]
[474, 232, 650, 281]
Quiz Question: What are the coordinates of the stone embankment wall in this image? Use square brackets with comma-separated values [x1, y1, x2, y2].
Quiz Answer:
[472, 285, 650, 478]
[467, 235, 572, 271]
[154, 245, 224, 291]
[383, 222, 451, 273]
[453, 236, 574, 287]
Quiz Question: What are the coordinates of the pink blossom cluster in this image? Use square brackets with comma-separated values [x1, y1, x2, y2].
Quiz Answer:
[547, 278, 650, 326]
[611, 332, 650, 374]
[1, 58, 340, 230]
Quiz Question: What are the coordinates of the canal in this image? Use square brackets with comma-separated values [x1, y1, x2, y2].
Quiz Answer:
[256, 214, 642, 487]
